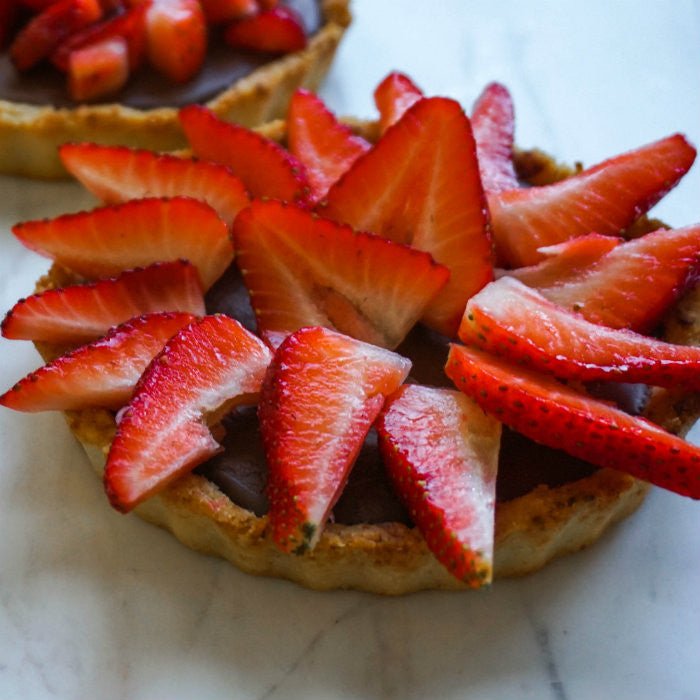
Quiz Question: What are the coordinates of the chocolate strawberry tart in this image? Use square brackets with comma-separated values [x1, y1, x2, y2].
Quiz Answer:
[2, 74, 699, 594]
[0, 0, 350, 178]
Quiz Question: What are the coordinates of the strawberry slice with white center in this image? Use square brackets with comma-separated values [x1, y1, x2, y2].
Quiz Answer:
[59, 143, 251, 228]
[461, 276, 700, 389]
[320, 97, 492, 338]
[373, 71, 424, 134]
[508, 224, 700, 332]
[259, 326, 411, 553]
[490, 133, 697, 268]
[105, 314, 273, 513]
[0, 312, 196, 412]
[286, 88, 370, 202]
[179, 105, 311, 205]
[12, 197, 233, 290]
[376, 384, 501, 587]
[2, 260, 205, 344]
[471, 82, 519, 193]
[446, 343, 700, 499]
[233, 199, 450, 349]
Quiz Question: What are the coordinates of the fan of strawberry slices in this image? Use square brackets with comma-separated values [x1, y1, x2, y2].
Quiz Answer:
[2, 72, 699, 589]
[2, 0, 308, 101]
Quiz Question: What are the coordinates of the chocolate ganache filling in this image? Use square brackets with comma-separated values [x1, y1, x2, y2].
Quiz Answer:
[0, 0, 322, 109]
[198, 263, 649, 525]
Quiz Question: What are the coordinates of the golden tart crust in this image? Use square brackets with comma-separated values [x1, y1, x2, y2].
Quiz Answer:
[26, 135, 670, 594]
[0, 0, 351, 179]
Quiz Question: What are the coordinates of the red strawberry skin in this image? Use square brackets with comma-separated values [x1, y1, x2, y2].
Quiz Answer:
[373, 71, 423, 134]
[376, 384, 500, 587]
[321, 97, 493, 337]
[11, 196, 233, 290]
[104, 314, 273, 513]
[2, 260, 205, 344]
[67, 35, 129, 101]
[460, 276, 700, 389]
[179, 104, 311, 205]
[233, 199, 450, 349]
[471, 82, 519, 193]
[259, 326, 412, 553]
[446, 343, 700, 499]
[287, 88, 370, 202]
[0, 312, 195, 412]
[224, 6, 307, 53]
[490, 133, 697, 268]
[59, 143, 251, 227]
[508, 224, 700, 333]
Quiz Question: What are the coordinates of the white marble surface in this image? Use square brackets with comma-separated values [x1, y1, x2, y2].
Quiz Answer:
[1, 2, 699, 698]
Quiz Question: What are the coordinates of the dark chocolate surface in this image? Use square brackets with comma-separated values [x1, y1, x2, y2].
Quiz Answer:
[0, 0, 321, 109]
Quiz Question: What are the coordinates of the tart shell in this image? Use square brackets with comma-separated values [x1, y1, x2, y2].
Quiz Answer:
[0, 0, 351, 179]
[27, 135, 673, 593]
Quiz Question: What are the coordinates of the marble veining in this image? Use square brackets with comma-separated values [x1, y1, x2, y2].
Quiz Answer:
[1, 1, 699, 699]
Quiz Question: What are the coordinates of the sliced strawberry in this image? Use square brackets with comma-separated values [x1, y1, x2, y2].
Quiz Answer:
[461, 276, 700, 389]
[508, 224, 700, 332]
[471, 82, 519, 193]
[233, 199, 449, 349]
[199, 0, 256, 24]
[52, 2, 149, 71]
[12, 197, 233, 290]
[59, 142, 250, 227]
[321, 97, 492, 337]
[145, 0, 205, 83]
[490, 134, 697, 268]
[2, 260, 204, 344]
[67, 35, 129, 101]
[376, 384, 500, 587]
[373, 71, 423, 134]
[446, 343, 700, 499]
[10, 0, 103, 70]
[224, 6, 306, 54]
[286, 88, 370, 202]
[0, 312, 195, 412]
[179, 104, 311, 205]
[260, 326, 411, 552]
[104, 314, 273, 512]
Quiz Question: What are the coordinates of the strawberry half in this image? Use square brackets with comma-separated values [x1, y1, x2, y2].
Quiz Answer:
[376, 384, 500, 587]
[286, 88, 370, 202]
[224, 6, 307, 54]
[0, 312, 195, 412]
[373, 71, 423, 135]
[461, 276, 700, 389]
[490, 133, 697, 268]
[104, 314, 273, 513]
[321, 97, 492, 337]
[2, 260, 204, 344]
[145, 0, 206, 83]
[179, 105, 311, 205]
[259, 326, 411, 552]
[446, 343, 700, 499]
[508, 224, 700, 332]
[470, 82, 519, 193]
[233, 199, 450, 349]
[59, 143, 251, 227]
[12, 197, 233, 290]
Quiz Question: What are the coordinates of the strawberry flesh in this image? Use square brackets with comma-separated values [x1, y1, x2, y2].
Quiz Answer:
[104, 314, 273, 512]
[224, 6, 307, 54]
[67, 35, 129, 100]
[321, 97, 493, 337]
[377, 384, 500, 586]
[259, 326, 411, 552]
[373, 71, 423, 134]
[233, 199, 450, 349]
[11, 196, 233, 290]
[59, 142, 251, 227]
[490, 133, 697, 268]
[446, 343, 700, 499]
[2, 260, 205, 344]
[0, 311, 195, 412]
